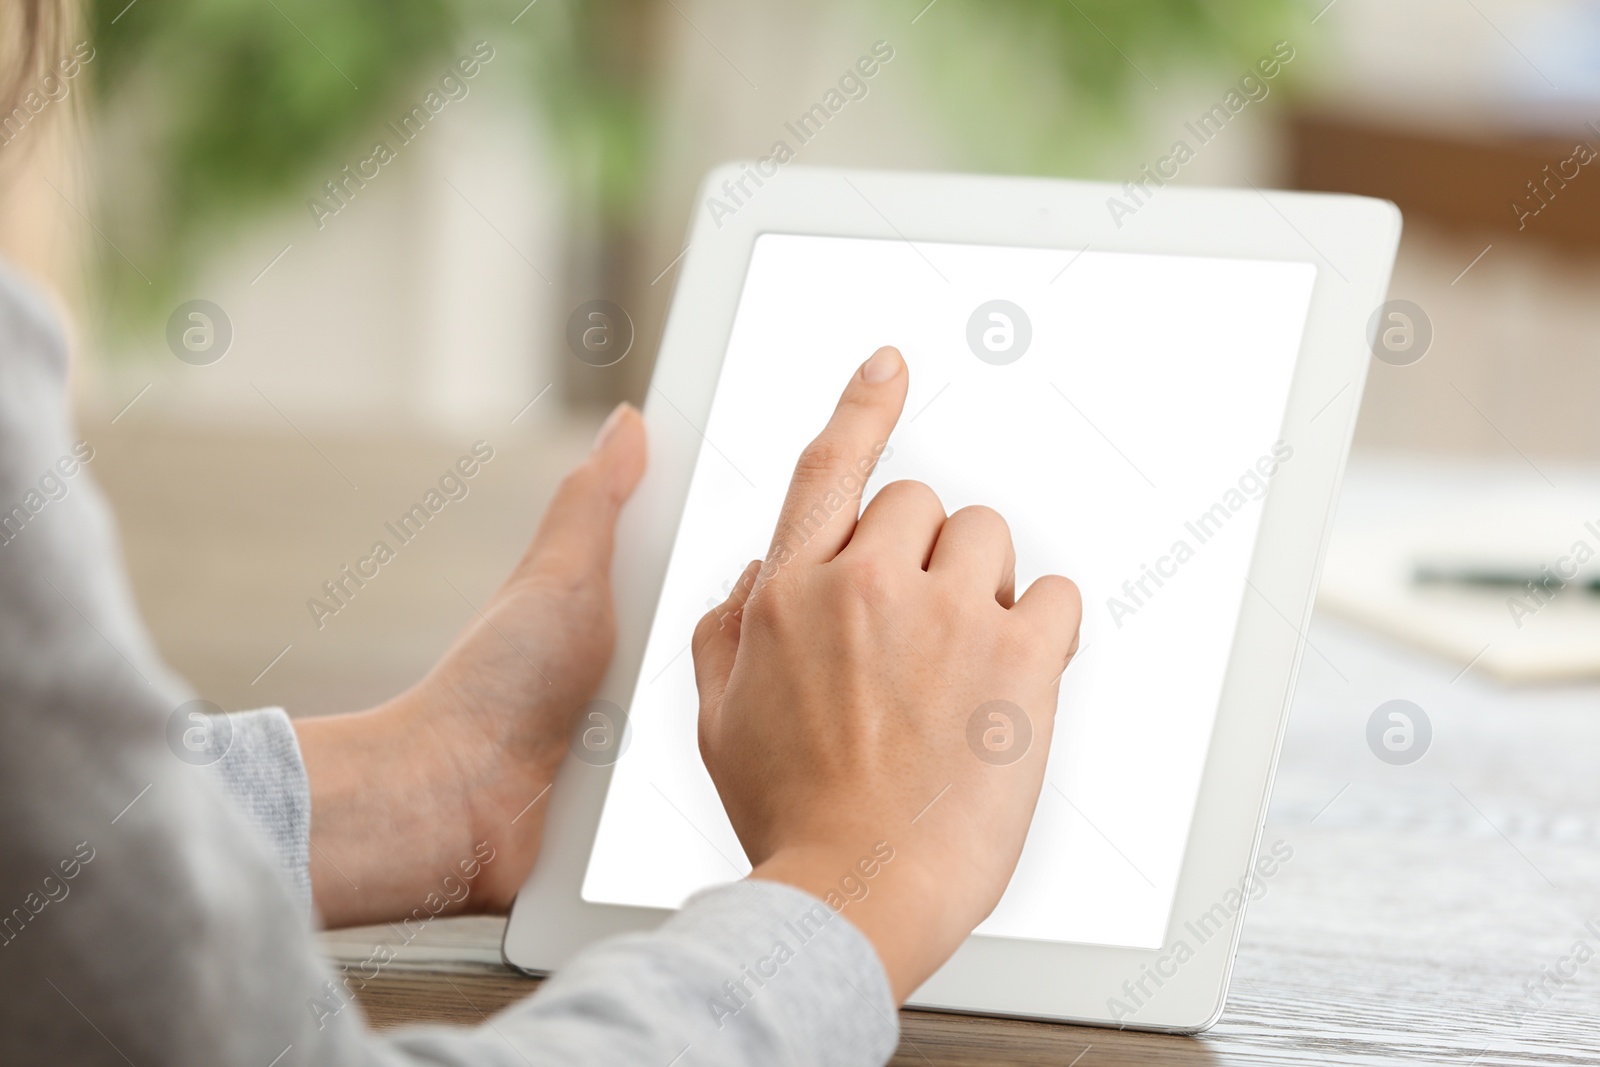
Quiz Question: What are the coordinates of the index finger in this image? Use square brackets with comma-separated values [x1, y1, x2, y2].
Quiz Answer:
[766, 346, 908, 567]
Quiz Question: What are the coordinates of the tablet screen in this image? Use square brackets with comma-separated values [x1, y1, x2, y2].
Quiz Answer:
[582, 233, 1315, 949]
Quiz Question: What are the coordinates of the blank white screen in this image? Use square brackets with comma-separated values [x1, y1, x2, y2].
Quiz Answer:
[583, 233, 1315, 949]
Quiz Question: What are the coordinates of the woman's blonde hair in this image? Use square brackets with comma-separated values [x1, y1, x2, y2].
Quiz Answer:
[2, 1, 68, 123]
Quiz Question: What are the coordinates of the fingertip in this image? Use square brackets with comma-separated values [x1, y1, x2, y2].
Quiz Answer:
[594, 402, 643, 451]
[859, 345, 905, 384]
[836, 345, 908, 432]
[593, 402, 629, 448]
[593, 403, 646, 499]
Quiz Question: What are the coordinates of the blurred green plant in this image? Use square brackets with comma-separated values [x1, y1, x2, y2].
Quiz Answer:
[83, 0, 1299, 339]
[86, 0, 461, 321]
[911, 0, 1302, 176]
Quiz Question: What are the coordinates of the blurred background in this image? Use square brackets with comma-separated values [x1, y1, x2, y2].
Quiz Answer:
[5, 0, 1600, 719]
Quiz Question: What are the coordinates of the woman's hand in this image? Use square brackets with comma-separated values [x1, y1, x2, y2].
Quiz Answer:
[693, 347, 1081, 1002]
[296, 404, 646, 926]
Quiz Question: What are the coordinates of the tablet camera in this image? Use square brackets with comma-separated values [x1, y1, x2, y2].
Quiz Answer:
[966, 300, 1032, 366]
[966, 699, 1032, 765]
[1366, 299, 1432, 367]
[1365, 699, 1431, 765]
[569, 699, 631, 766]
[566, 300, 635, 368]
[165, 699, 234, 766]
[166, 300, 233, 366]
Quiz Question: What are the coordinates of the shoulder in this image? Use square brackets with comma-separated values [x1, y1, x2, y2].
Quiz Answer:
[0, 258, 70, 384]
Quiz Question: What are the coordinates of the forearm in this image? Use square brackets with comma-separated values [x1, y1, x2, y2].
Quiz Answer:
[391, 880, 900, 1067]
[8, 663, 902, 1067]
[2, 260, 898, 1066]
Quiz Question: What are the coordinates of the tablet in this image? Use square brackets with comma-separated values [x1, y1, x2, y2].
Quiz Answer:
[504, 165, 1400, 1032]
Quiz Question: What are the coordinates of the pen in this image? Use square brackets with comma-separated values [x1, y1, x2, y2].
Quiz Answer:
[1412, 565, 1600, 595]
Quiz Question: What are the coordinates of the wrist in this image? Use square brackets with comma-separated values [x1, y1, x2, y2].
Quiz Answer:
[750, 838, 962, 1002]
[294, 693, 480, 926]
[375, 685, 516, 911]
[387, 676, 566, 913]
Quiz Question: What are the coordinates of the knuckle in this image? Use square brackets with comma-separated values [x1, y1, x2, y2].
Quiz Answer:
[1063, 576, 1084, 613]
[739, 570, 799, 639]
[1042, 574, 1084, 618]
[793, 435, 847, 479]
[739, 578, 779, 627]
[834, 592, 879, 648]
[952, 504, 1011, 542]
[555, 460, 601, 500]
[832, 553, 893, 605]
[877, 479, 942, 511]
[824, 561, 894, 644]
[697, 717, 719, 768]
[1017, 574, 1084, 662]
[692, 608, 715, 642]
[692, 607, 725, 649]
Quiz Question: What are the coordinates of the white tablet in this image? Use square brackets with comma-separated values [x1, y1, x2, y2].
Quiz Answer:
[504, 165, 1400, 1032]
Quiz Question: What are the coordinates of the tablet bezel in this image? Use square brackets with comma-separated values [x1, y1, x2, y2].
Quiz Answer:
[503, 163, 1400, 1032]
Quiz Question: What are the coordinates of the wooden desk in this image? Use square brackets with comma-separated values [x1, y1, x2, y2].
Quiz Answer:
[330, 617, 1600, 1065]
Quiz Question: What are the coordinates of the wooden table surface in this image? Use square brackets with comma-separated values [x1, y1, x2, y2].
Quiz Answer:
[322, 617, 1600, 1065]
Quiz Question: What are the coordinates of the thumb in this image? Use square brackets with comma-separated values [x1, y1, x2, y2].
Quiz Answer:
[692, 559, 762, 713]
[521, 403, 646, 577]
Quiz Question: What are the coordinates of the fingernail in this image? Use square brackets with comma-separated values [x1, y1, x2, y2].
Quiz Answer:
[594, 403, 629, 450]
[860, 346, 902, 383]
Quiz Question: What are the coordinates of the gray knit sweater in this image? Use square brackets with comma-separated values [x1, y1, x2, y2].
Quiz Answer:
[0, 261, 899, 1066]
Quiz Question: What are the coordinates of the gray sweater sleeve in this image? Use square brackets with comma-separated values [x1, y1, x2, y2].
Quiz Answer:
[210, 707, 315, 911]
[0, 262, 900, 1067]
